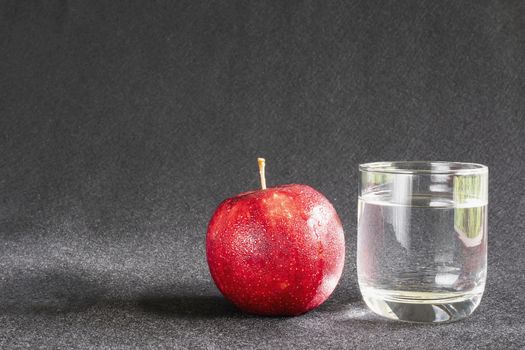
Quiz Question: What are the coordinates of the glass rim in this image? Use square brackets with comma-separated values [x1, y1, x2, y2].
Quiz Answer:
[359, 161, 488, 175]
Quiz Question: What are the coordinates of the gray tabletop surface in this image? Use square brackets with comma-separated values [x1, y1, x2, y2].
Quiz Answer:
[1, 0, 524, 349]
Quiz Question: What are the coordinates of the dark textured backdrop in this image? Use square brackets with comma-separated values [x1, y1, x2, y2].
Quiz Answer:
[1, 0, 524, 349]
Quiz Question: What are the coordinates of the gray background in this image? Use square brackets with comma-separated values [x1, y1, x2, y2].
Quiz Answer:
[1, 0, 524, 349]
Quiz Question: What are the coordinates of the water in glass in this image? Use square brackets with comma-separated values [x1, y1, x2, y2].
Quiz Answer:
[358, 192, 487, 323]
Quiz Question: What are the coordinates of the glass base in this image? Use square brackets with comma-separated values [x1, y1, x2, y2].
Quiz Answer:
[361, 287, 483, 323]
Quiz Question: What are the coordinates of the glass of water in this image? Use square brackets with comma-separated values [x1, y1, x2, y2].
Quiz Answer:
[357, 161, 488, 323]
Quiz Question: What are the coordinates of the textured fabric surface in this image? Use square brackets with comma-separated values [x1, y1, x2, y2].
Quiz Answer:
[1, 0, 524, 349]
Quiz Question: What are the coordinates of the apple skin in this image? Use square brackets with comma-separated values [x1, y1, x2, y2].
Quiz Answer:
[206, 184, 345, 316]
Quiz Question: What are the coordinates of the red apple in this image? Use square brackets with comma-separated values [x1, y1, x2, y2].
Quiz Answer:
[206, 159, 345, 316]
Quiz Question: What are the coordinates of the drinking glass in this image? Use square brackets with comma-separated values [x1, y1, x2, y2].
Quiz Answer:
[357, 161, 488, 323]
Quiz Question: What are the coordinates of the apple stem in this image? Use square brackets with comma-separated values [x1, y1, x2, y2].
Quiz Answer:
[258, 158, 267, 190]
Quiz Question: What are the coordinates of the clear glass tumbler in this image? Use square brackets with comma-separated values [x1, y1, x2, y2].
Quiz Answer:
[357, 161, 488, 323]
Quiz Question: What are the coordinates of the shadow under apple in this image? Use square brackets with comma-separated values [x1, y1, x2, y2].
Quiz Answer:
[136, 294, 246, 319]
